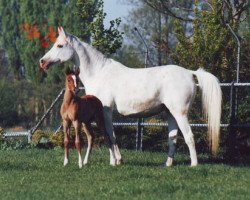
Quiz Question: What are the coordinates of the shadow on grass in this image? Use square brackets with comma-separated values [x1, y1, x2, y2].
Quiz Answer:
[125, 160, 164, 167]
[123, 153, 250, 168]
[173, 155, 250, 167]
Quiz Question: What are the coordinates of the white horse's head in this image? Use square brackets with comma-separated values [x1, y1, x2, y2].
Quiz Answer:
[40, 26, 74, 70]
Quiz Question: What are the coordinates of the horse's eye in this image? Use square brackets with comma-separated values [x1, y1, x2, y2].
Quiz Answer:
[57, 44, 63, 48]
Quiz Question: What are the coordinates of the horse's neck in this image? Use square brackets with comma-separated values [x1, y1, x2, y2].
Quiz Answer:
[71, 36, 107, 82]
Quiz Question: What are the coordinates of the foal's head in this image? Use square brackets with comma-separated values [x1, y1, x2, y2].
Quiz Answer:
[65, 68, 80, 93]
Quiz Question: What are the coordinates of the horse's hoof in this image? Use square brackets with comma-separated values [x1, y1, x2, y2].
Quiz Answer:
[191, 162, 198, 167]
[116, 159, 124, 165]
[110, 160, 116, 166]
[83, 161, 88, 166]
[166, 157, 173, 167]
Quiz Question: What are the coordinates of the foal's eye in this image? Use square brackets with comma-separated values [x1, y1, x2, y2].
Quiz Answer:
[57, 44, 63, 48]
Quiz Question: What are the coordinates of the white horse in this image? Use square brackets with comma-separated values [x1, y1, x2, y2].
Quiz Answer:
[40, 27, 222, 167]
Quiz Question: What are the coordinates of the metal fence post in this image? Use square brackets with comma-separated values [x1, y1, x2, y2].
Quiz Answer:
[227, 81, 237, 160]
[136, 118, 144, 151]
[29, 89, 65, 136]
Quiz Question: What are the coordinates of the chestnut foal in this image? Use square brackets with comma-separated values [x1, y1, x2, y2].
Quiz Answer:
[60, 69, 106, 168]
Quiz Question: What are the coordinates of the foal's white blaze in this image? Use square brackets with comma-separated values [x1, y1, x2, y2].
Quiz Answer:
[71, 75, 77, 88]
[40, 27, 222, 167]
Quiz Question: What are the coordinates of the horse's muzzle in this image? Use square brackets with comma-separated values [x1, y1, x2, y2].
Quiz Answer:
[39, 59, 49, 70]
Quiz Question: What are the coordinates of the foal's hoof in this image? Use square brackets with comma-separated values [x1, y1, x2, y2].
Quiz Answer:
[64, 159, 69, 166]
[166, 157, 173, 167]
[79, 162, 83, 169]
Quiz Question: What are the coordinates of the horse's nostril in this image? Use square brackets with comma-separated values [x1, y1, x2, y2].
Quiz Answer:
[40, 59, 44, 64]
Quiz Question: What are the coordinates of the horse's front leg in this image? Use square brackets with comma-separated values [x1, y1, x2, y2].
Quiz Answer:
[63, 120, 71, 166]
[73, 120, 83, 168]
[103, 107, 122, 166]
[82, 123, 94, 165]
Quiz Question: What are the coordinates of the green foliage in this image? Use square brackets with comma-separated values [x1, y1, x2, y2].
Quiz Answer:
[0, 0, 20, 77]
[0, 79, 18, 126]
[1, 0, 115, 83]
[0, 137, 30, 150]
[113, 45, 144, 68]
[17, 0, 81, 84]
[49, 130, 64, 147]
[173, 2, 236, 82]
[76, 0, 123, 55]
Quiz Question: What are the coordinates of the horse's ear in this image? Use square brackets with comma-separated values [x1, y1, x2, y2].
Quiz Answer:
[58, 26, 62, 34]
[58, 26, 66, 37]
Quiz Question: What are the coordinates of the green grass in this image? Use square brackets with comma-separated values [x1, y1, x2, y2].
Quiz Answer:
[0, 148, 249, 200]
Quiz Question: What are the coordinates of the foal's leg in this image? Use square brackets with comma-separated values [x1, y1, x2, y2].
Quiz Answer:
[166, 114, 178, 167]
[63, 120, 71, 166]
[173, 113, 198, 166]
[103, 107, 121, 166]
[72, 120, 83, 168]
[82, 123, 94, 165]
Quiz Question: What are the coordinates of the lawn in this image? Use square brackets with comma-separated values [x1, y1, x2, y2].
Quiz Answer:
[0, 148, 249, 200]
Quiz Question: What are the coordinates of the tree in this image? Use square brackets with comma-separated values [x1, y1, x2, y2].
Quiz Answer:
[0, 0, 21, 78]
[17, 0, 82, 83]
[0, 79, 18, 126]
[76, 0, 123, 55]
[173, 0, 249, 82]
[142, 0, 194, 22]
[0, 49, 9, 79]
[123, 0, 193, 66]
[0, 0, 124, 126]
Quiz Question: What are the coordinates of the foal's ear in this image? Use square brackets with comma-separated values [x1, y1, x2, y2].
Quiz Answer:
[75, 67, 80, 76]
[65, 67, 73, 75]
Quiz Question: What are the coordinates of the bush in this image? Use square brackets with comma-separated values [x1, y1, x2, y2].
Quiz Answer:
[49, 130, 64, 147]
[31, 130, 52, 148]
[0, 79, 19, 126]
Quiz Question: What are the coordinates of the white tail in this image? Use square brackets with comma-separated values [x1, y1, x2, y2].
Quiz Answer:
[192, 68, 222, 155]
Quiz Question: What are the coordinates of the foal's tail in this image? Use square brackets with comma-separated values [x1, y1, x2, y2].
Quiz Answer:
[191, 68, 222, 156]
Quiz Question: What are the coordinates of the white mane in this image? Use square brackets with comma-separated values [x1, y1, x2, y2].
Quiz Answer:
[68, 34, 109, 67]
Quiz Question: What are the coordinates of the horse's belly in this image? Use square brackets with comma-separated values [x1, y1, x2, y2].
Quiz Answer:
[116, 96, 165, 117]
[121, 104, 166, 118]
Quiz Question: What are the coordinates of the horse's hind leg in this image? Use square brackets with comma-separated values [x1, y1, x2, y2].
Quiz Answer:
[72, 120, 83, 168]
[173, 113, 198, 166]
[103, 107, 121, 166]
[82, 123, 94, 165]
[166, 113, 178, 167]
